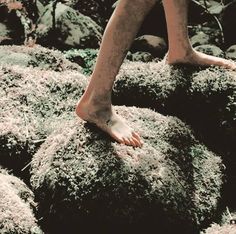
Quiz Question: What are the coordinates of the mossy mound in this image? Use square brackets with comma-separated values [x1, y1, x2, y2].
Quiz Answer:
[113, 62, 236, 208]
[0, 45, 81, 71]
[187, 67, 236, 150]
[36, 3, 102, 49]
[185, 68, 236, 207]
[113, 61, 187, 111]
[31, 106, 223, 234]
[0, 64, 87, 176]
[0, 168, 42, 234]
[203, 223, 236, 234]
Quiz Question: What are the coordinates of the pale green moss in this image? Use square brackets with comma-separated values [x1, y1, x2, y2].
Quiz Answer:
[31, 106, 223, 234]
[0, 64, 87, 174]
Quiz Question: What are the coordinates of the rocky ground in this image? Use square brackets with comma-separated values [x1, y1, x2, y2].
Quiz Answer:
[1, 0, 236, 234]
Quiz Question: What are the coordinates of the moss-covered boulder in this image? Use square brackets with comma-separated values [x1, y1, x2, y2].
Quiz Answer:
[36, 3, 102, 49]
[0, 64, 87, 176]
[0, 168, 42, 234]
[113, 61, 187, 110]
[130, 35, 167, 58]
[203, 223, 236, 234]
[31, 106, 223, 234]
[113, 63, 236, 208]
[0, 45, 81, 71]
[64, 0, 117, 27]
[183, 68, 236, 207]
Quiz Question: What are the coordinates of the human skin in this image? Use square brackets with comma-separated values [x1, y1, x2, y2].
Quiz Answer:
[76, 0, 236, 147]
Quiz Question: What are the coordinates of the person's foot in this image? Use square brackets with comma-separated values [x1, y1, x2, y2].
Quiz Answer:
[76, 95, 143, 147]
[165, 49, 236, 69]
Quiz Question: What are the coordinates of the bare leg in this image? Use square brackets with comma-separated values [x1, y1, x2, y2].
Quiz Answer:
[163, 0, 236, 69]
[76, 0, 157, 147]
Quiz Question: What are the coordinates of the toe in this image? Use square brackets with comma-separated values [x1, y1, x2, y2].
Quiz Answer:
[132, 131, 141, 141]
[122, 137, 132, 146]
[132, 137, 141, 147]
[129, 138, 137, 147]
[112, 134, 125, 145]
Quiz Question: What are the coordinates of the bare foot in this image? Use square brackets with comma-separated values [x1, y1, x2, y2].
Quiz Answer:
[76, 96, 143, 147]
[166, 49, 236, 70]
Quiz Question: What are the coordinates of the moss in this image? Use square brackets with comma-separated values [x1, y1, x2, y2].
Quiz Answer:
[203, 223, 236, 234]
[36, 3, 102, 49]
[0, 45, 81, 71]
[113, 62, 236, 208]
[0, 168, 42, 234]
[185, 67, 236, 207]
[113, 61, 188, 110]
[31, 106, 223, 234]
[0, 64, 87, 176]
[64, 48, 98, 75]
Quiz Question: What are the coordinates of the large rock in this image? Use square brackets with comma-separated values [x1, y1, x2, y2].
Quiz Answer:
[31, 106, 223, 234]
[0, 6, 25, 45]
[190, 32, 211, 47]
[0, 22, 13, 45]
[0, 168, 42, 234]
[0, 63, 87, 176]
[194, 45, 225, 58]
[185, 67, 236, 208]
[0, 1, 39, 45]
[113, 61, 187, 110]
[0, 45, 81, 71]
[113, 62, 236, 209]
[64, 0, 117, 27]
[131, 35, 167, 58]
[226, 45, 236, 60]
[36, 3, 102, 49]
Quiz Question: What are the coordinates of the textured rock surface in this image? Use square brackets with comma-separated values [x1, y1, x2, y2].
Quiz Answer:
[115, 63, 236, 201]
[190, 32, 211, 47]
[131, 35, 167, 58]
[186, 67, 236, 208]
[226, 45, 236, 60]
[64, 0, 117, 27]
[194, 45, 225, 58]
[130, 51, 155, 62]
[36, 3, 102, 49]
[31, 106, 223, 234]
[64, 48, 98, 75]
[113, 61, 187, 110]
[0, 168, 42, 234]
[0, 62, 87, 175]
[0, 45, 81, 71]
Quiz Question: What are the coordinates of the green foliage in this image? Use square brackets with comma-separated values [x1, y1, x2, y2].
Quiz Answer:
[64, 48, 98, 75]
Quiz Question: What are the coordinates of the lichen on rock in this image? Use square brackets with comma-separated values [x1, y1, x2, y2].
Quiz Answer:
[31, 106, 223, 234]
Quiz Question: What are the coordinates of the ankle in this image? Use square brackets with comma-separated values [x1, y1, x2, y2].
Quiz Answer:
[167, 47, 195, 63]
